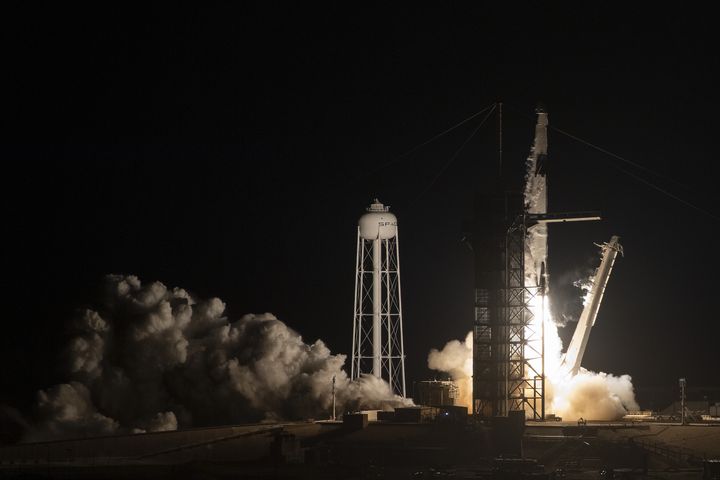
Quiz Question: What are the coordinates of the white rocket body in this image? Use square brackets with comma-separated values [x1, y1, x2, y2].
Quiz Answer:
[525, 111, 549, 290]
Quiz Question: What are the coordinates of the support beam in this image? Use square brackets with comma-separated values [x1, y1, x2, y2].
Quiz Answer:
[560, 236, 623, 376]
[527, 211, 601, 224]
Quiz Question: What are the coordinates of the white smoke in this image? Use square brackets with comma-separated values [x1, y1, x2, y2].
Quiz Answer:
[574, 277, 593, 307]
[427, 332, 473, 409]
[35, 382, 119, 438]
[549, 370, 639, 420]
[549, 268, 595, 327]
[27, 274, 409, 440]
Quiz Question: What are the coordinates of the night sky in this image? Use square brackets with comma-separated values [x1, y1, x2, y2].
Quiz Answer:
[2, 5, 719, 414]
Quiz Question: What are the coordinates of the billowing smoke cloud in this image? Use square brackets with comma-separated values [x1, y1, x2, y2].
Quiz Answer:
[28, 275, 409, 441]
[427, 332, 472, 409]
[549, 371, 639, 420]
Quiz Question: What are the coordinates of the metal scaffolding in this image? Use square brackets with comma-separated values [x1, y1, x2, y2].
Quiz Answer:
[506, 217, 544, 420]
[472, 211, 544, 419]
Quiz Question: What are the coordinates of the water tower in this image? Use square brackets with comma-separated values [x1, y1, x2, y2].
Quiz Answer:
[351, 199, 406, 397]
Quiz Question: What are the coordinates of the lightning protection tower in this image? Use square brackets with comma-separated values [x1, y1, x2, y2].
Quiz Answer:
[351, 199, 406, 397]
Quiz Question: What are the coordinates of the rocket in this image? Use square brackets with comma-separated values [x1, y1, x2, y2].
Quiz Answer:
[524, 107, 549, 292]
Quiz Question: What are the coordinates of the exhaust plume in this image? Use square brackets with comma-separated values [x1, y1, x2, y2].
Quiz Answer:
[429, 311, 639, 420]
[549, 370, 639, 420]
[28, 274, 409, 440]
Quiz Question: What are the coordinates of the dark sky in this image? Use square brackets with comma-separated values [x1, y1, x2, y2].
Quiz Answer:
[2, 4, 719, 412]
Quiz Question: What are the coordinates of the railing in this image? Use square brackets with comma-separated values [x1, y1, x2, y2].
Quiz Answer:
[629, 437, 710, 466]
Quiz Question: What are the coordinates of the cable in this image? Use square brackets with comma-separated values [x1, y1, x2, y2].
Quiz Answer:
[555, 126, 720, 221]
[612, 163, 720, 221]
[411, 103, 497, 204]
[549, 124, 689, 190]
[503, 103, 717, 221]
[504, 103, 687, 190]
[356, 103, 497, 180]
[551, 127, 720, 221]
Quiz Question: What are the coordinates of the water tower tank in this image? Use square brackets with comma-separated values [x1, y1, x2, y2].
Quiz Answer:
[359, 199, 397, 240]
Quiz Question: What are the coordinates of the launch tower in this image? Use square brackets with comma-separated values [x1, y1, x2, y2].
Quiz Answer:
[472, 189, 545, 418]
[471, 107, 599, 419]
[351, 199, 406, 397]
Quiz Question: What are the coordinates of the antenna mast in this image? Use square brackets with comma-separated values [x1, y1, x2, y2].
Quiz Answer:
[332, 375, 336, 421]
[498, 102, 503, 177]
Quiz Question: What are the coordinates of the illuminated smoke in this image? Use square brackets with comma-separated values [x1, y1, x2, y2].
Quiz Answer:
[549, 370, 639, 420]
[574, 277, 593, 307]
[27, 275, 409, 440]
[552, 268, 594, 327]
[526, 292, 639, 420]
[427, 332, 473, 409]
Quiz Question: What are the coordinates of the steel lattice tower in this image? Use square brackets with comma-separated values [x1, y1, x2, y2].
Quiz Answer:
[506, 217, 544, 419]
[351, 199, 406, 397]
[471, 194, 546, 419]
[472, 106, 548, 420]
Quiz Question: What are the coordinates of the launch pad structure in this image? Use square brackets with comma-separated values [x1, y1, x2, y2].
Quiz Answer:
[472, 106, 600, 420]
[472, 191, 539, 418]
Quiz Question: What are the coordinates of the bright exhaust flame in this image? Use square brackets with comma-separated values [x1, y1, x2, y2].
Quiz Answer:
[429, 296, 639, 420]
[531, 292, 639, 420]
